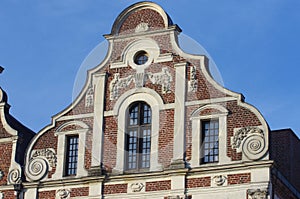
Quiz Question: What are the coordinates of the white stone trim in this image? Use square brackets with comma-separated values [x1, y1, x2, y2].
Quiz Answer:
[110, 38, 172, 71]
[56, 113, 93, 121]
[172, 63, 187, 163]
[185, 97, 236, 106]
[52, 121, 89, 179]
[110, 1, 171, 35]
[190, 104, 230, 168]
[113, 91, 163, 174]
[113, 87, 164, 116]
[91, 73, 106, 167]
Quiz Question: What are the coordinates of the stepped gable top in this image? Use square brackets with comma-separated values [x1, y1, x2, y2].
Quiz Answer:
[109, 1, 176, 36]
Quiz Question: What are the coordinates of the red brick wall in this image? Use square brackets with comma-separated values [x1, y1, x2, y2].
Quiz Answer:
[146, 180, 171, 192]
[64, 97, 93, 116]
[103, 183, 127, 194]
[1, 190, 15, 199]
[70, 187, 89, 197]
[159, 110, 174, 168]
[226, 101, 262, 161]
[0, 143, 12, 185]
[270, 129, 300, 191]
[119, 9, 165, 35]
[103, 116, 117, 172]
[227, 173, 251, 185]
[186, 177, 211, 188]
[38, 190, 56, 199]
[0, 122, 11, 138]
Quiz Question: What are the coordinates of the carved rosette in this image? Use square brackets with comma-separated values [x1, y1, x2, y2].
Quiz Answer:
[212, 175, 227, 186]
[26, 158, 48, 181]
[130, 182, 144, 192]
[231, 127, 266, 160]
[56, 189, 70, 199]
[247, 189, 268, 199]
[7, 169, 21, 184]
[135, 23, 149, 33]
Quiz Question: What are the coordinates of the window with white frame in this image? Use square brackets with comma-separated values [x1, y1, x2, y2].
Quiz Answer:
[190, 104, 229, 167]
[201, 120, 219, 164]
[65, 135, 79, 176]
[126, 102, 151, 170]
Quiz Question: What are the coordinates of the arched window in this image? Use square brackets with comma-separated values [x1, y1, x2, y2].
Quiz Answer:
[126, 102, 151, 170]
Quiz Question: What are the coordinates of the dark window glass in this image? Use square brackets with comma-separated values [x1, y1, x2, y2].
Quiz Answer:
[201, 120, 219, 164]
[134, 51, 148, 65]
[65, 135, 79, 176]
[126, 102, 151, 170]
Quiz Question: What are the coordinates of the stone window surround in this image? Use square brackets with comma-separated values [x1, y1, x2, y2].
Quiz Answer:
[52, 121, 88, 179]
[190, 104, 230, 167]
[112, 88, 164, 174]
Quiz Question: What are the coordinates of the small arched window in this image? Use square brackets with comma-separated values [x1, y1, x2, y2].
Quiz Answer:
[126, 102, 151, 170]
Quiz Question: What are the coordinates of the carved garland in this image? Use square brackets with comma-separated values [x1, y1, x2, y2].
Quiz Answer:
[231, 127, 266, 160]
[110, 68, 172, 100]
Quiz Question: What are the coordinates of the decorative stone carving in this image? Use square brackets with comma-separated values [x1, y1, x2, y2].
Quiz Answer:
[134, 72, 145, 88]
[110, 73, 133, 100]
[110, 68, 173, 99]
[7, 169, 21, 184]
[26, 157, 49, 181]
[0, 192, 3, 199]
[231, 127, 266, 160]
[56, 189, 70, 199]
[148, 68, 172, 94]
[188, 65, 197, 92]
[31, 148, 57, 167]
[85, 85, 94, 107]
[212, 175, 227, 186]
[130, 182, 144, 192]
[0, 170, 3, 180]
[135, 23, 149, 33]
[247, 189, 268, 199]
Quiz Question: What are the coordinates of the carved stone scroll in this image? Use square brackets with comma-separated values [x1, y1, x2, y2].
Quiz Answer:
[26, 148, 57, 181]
[231, 127, 266, 160]
[7, 169, 21, 184]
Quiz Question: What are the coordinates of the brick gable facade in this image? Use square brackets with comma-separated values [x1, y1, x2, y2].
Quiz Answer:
[0, 2, 299, 199]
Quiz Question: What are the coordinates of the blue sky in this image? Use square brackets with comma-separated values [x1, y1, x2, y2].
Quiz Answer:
[0, 1, 299, 137]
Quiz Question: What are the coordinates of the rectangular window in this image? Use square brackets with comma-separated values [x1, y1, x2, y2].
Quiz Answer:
[65, 135, 79, 176]
[201, 120, 219, 164]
